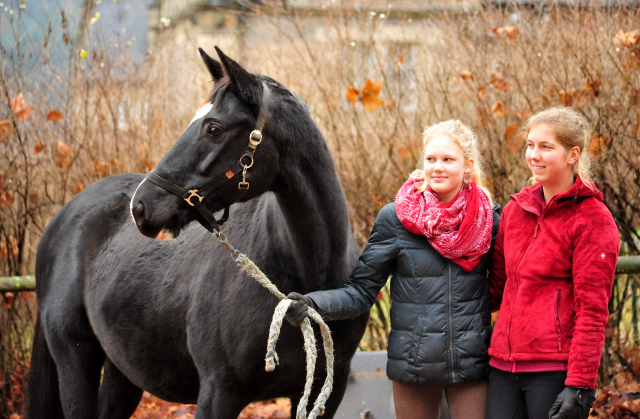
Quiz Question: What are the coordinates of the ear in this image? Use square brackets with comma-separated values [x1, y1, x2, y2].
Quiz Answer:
[214, 46, 261, 106]
[465, 158, 475, 174]
[568, 146, 580, 165]
[198, 47, 224, 83]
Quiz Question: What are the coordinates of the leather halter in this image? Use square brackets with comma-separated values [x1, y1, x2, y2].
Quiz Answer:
[145, 81, 271, 233]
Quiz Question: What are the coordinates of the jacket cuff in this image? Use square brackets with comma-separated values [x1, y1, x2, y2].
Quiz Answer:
[565, 377, 596, 391]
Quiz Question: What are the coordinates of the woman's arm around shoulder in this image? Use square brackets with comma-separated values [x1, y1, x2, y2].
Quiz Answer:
[306, 203, 401, 321]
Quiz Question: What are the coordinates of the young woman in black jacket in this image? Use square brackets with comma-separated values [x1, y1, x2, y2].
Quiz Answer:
[286, 120, 500, 419]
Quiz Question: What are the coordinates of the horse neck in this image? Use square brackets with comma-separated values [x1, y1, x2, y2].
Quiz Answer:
[268, 136, 355, 293]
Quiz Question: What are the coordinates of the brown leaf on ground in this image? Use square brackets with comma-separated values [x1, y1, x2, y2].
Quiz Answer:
[75, 183, 85, 194]
[489, 74, 513, 92]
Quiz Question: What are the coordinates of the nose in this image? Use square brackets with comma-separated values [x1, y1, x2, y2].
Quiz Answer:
[434, 160, 443, 171]
[132, 201, 146, 227]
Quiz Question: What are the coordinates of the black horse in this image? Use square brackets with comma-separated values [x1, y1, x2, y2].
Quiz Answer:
[29, 47, 369, 419]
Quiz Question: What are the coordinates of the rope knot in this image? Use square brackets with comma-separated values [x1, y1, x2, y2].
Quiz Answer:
[265, 350, 279, 372]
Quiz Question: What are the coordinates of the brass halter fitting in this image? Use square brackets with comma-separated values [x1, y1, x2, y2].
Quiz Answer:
[239, 166, 249, 190]
[185, 189, 204, 206]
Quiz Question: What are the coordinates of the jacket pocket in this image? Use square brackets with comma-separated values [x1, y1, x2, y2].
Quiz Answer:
[555, 290, 562, 352]
[409, 315, 424, 364]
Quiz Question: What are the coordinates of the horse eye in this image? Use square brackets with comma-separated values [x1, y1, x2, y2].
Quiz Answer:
[207, 125, 221, 136]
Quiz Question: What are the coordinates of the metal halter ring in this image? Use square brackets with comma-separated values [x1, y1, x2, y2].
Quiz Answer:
[249, 130, 263, 147]
[239, 154, 254, 169]
[185, 189, 204, 206]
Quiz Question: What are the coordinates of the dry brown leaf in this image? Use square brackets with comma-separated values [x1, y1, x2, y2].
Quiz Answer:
[0, 241, 7, 260]
[346, 86, 358, 107]
[46, 108, 64, 122]
[74, 183, 85, 194]
[9, 235, 19, 259]
[95, 160, 109, 178]
[346, 79, 385, 111]
[506, 123, 523, 155]
[460, 70, 474, 80]
[477, 86, 488, 100]
[34, 138, 46, 154]
[514, 109, 532, 122]
[0, 120, 13, 140]
[4, 292, 15, 309]
[0, 190, 15, 209]
[491, 101, 507, 118]
[493, 26, 520, 40]
[56, 141, 72, 169]
[614, 29, 640, 49]
[490, 74, 513, 92]
[10, 93, 34, 121]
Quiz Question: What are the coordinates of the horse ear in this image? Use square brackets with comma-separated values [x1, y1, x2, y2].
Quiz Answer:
[198, 47, 224, 83]
[214, 46, 261, 106]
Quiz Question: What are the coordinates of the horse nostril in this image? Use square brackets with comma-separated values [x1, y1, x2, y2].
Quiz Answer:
[133, 202, 145, 224]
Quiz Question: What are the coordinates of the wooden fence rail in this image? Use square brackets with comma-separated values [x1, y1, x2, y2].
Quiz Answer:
[1, 256, 639, 293]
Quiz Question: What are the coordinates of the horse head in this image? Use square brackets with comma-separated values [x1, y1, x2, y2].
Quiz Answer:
[131, 47, 290, 239]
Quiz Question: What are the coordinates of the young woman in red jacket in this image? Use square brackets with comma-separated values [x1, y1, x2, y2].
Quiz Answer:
[486, 106, 619, 419]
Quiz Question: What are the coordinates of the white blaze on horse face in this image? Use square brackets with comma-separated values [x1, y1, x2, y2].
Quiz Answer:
[188, 103, 214, 128]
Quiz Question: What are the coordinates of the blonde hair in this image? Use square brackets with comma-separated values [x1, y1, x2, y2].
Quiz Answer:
[523, 106, 594, 189]
[411, 120, 492, 201]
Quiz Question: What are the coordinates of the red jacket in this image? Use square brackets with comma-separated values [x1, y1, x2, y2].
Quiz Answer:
[489, 177, 619, 390]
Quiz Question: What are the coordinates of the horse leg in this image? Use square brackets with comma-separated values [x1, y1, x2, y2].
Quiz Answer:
[49, 336, 105, 419]
[98, 358, 144, 419]
[194, 379, 249, 419]
[44, 302, 106, 419]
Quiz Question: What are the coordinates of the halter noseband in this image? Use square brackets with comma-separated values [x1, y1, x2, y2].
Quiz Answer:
[144, 81, 271, 233]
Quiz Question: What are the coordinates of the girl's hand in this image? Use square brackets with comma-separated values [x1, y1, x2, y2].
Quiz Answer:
[548, 386, 595, 419]
[284, 292, 316, 327]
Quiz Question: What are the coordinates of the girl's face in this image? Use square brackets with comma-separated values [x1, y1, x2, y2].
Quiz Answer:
[525, 124, 579, 187]
[423, 134, 473, 203]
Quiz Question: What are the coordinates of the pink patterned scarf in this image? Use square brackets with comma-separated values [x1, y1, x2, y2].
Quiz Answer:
[394, 177, 494, 271]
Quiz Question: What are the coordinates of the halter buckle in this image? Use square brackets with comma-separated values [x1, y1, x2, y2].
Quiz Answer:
[185, 189, 204, 206]
[249, 130, 263, 147]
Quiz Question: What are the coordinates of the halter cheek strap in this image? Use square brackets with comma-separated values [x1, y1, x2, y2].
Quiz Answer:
[144, 81, 271, 232]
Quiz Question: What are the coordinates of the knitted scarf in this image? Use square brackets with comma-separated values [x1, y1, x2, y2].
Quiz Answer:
[394, 177, 493, 271]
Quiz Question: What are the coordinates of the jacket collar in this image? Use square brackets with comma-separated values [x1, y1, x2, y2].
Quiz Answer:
[511, 176, 604, 216]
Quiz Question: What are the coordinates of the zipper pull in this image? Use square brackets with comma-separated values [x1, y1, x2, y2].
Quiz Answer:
[534, 224, 540, 238]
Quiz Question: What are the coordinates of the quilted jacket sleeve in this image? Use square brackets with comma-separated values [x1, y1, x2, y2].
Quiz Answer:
[566, 201, 619, 389]
[489, 201, 510, 312]
[306, 204, 400, 321]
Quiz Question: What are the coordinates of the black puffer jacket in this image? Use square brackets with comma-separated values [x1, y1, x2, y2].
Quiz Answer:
[307, 203, 501, 384]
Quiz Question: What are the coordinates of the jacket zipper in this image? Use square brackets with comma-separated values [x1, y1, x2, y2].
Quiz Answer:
[448, 261, 456, 382]
[555, 289, 562, 352]
[508, 212, 544, 359]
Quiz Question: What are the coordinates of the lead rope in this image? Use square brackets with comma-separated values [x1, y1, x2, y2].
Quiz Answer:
[213, 229, 333, 419]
